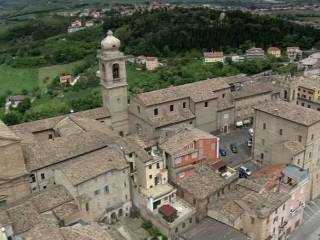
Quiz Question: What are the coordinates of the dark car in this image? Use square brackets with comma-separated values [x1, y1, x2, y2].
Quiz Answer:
[230, 143, 238, 153]
[219, 148, 227, 156]
[239, 166, 252, 178]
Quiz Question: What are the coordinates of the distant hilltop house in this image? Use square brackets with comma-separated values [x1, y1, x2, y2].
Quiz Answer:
[287, 47, 303, 63]
[203, 51, 225, 63]
[90, 11, 101, 19]
[134, 56, 160, 70]
[145, 56, 159, 71]
[267, 47, 281, 58]
[245, 47, 265, 60]
[229, 54, 245, 63]
[135, 55, 146, 65]
[85, 20, 95, 28]
[56, 10, 80, 17]
[59, 75, 79, 86]
[5, 95, 27, 113]
[79, 8, 90, 17]
[126, 55, 135, 64]
[68, 20, 84, 33]
[59, 75, 73, 84]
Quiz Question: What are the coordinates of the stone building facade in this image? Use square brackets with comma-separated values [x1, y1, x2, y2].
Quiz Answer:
[208, 178, 290, 240]
[177, 164, 238, 220]
[159, 127, 219, 184]
[0, 121, 30, 206]
[129, 78, 234, 139]
[253, 100, 320, 200]
[252, 164, 309, 238]
[54, 147, 132, 223]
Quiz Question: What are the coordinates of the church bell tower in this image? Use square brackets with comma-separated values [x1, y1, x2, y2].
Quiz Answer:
[98, 30, 129, 136]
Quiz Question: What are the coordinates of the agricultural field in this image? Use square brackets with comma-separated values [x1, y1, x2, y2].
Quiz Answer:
[38, 60, 84, 87]
[0, 60, 85, 95]
[0, 65, 38, 95]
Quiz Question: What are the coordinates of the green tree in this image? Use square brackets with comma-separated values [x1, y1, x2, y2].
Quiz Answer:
[17, 98, 32, 113]
[2, 112, 22, 125]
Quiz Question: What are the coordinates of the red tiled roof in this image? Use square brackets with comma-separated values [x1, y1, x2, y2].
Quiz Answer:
[204, 51, 224, 58]
[145, 56, 158, 61]
[159, 204, 177, 217]
[8, 95, 26, 101]
[252, 164, 285, 189]
[60, 75, 72, 81]
[268, 47, 280, 52]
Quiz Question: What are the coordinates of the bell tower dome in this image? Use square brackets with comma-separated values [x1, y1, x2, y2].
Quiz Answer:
[98, 30, 129, 136]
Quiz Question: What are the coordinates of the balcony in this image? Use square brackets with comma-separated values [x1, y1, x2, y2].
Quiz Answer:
[290, 202, 305, 216]
[279, 221, 288, 233]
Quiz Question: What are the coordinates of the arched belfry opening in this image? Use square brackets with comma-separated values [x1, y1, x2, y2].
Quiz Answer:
[284, 90, 288, 100]
[112, 63, 120, 80]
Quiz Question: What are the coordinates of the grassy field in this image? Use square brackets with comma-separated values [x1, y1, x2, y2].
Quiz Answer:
[0, 65, 38, 95]
[0, 60, 85, 95]
[38, 60, 84, 87]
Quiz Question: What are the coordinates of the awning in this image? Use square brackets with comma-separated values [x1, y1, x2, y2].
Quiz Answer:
[159, 204, 177, 217]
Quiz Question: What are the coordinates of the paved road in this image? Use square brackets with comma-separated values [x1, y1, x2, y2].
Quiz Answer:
[219, 127, 252, 168]
[290, 199, 320, 240]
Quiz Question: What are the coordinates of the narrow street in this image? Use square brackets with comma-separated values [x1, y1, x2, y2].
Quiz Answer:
[290, 198, 320, 240]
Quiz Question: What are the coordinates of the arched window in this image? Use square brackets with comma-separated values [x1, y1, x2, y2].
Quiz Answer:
[292, 90, 296, 100]
[112, 63, 120, 79]
[101, 63, 106, 79]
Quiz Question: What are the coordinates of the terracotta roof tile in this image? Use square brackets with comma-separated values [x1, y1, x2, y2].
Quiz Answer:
[59, 147, 128, 186]
[178, 163, 236, 200]
[160, 127, 216, 156]
[254, 100, 320, 126]
[134, 78, 230, 106]
[204, 51, 224, 58]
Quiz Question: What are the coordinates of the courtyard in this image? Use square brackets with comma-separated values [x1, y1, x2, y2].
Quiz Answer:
[218, 127, 252, 168]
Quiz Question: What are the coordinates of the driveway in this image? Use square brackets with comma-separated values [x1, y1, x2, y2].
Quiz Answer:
[218, 127, 252, 168]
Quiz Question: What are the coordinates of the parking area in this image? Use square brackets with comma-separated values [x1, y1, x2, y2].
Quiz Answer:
[218, 127, 252, 168]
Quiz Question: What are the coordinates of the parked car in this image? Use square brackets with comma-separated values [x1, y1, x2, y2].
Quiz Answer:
[243, 119, 252, 126]
[239, 166, 252, 178]
[248, 128, 254, 137]
[230, 143, 238, 153]
[236, 121, 243, 128]
[247, 139, 252, 147]
[219, 148, 227, 156]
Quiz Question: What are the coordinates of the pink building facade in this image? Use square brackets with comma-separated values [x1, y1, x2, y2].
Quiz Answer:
[252, 164, 308, 238]
[162, 135, 219, 183]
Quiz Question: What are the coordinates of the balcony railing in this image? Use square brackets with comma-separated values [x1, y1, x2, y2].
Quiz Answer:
[290, 202, 305, 216]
